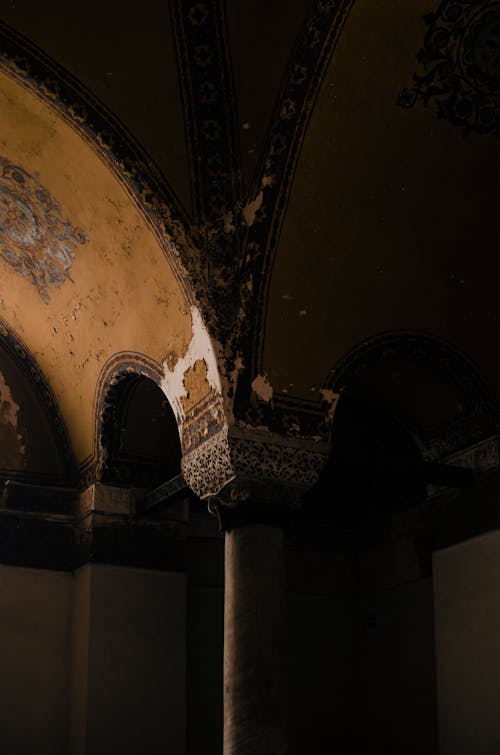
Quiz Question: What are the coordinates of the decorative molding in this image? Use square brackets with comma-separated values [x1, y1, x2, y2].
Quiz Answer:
[170, 0, 242, 224]
[138, 473, 189, 515]
[181, 423, 329, 501]
[181, 424, 234, 499]
[399, 0, 500, 136]
[229, 428, 329, 490]
[170, 0, 243, 348]
[80, 352, 165, 488]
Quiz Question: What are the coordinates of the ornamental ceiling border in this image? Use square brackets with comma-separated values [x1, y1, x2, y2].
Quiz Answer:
[170, 0, 244, 341]
[0, 316, 76, 480]
[0, 21, 199, 310]
[240, 0, 355, 382]
[171, 0, 242, 226]
[398, 0, 500, 136]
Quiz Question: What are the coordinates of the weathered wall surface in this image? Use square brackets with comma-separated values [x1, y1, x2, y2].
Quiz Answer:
[359, 541, 438, 755]
[0, 563, 188, 755]
[0, 565, 72, 755]
[286, 548, 359, 754]
[434, 529, 500, 755]
[72, 564, 187, 755]
[0, 69, 193, 464]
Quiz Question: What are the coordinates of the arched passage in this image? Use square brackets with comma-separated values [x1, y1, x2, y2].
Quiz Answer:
[98, 370, 182, 489]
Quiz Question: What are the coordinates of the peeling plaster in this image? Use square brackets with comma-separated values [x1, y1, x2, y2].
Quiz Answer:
[161, 305, 222, 423]
[320, 388, 340, 422]
[242, 191, 263, 227]
[251, 373, 273, 404]
[0, 370, 25, 458]
[223, 211, 236, 234]
[0, 371, 20, 431]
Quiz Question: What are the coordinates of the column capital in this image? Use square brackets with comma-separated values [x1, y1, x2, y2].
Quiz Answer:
[181, 410, 330, 504]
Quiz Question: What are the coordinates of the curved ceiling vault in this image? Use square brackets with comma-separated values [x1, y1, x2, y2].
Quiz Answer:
[3, 0, 499, 459]
[0, 67, 193, 465]
[264, 0, 500, 402]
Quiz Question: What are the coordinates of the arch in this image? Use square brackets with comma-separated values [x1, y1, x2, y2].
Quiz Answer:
[324, 330, 494, 461]
[0, 21, 230, 498]
[0, 318, 75, 484]
[99, 373, 181, 489]
[83, 352, 182, 488]
[0, 37, 219, 468]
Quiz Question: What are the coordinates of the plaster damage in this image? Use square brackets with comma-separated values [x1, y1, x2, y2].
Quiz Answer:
[242, 175, 273, 227]
[251, 373, 273, 404]
[161, 305, 222, 423]
[0, 370, 25, 465]
[242, 191, 263, 227]
[320, 388, 340, 422]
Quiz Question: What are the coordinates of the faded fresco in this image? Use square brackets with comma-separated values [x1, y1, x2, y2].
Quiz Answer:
[0, 156, 88, 303]
[399, 0, 500, 136]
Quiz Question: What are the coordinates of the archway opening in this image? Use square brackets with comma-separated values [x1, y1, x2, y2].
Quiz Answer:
[100, 374, 181, 490]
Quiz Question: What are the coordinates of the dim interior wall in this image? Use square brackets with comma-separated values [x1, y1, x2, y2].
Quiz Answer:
[70, 563, 186, 755]
[187, 511, 224, 755]
[358, 539, 439, 755]
[0, 564, 72, 755]
[285, 547, 359, 754]
[434, 529, 500, 755]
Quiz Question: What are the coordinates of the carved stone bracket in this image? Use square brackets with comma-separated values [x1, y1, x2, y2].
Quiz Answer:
[181, 424, 235, 499]
[181, 423, 330, 506]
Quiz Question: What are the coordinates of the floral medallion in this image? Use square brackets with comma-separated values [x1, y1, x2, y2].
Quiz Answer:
[0, 156, 88, 303]
[399, 0, 500, 136]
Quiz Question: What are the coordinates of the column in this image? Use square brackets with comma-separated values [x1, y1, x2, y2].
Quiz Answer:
[181, 423, 330, 755]
[224, 521, 286, 755]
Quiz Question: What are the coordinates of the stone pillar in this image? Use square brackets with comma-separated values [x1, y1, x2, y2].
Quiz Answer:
[181, 420, 329, 755]
[223, 520, 286, 755]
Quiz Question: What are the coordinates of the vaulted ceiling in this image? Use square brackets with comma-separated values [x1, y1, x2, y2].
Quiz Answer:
[0, 0, 499, 468]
